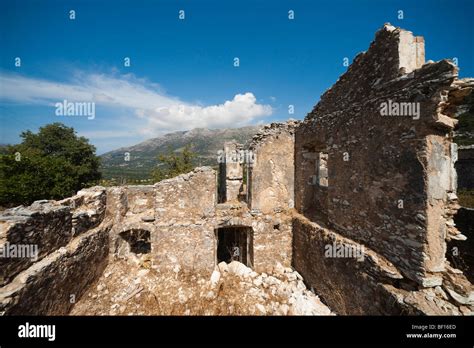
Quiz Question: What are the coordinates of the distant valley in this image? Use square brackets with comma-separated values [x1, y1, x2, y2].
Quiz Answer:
[99, 126, 261, 181]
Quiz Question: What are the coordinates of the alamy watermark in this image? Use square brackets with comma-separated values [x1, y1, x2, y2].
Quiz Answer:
[324, 242, 365, 262]
[217, 149, 256, 166]
[55, 99, 95, 120]
[379, 100, 420, 120]
[18, 322, 55, 341]
[0, 242, 38, 261]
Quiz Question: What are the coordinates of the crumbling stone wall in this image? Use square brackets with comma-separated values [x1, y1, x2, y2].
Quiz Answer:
[105, 185, 155, 264]
[153, 167, 217, 272]
[155, 167, 216, 222]
[248, 121, 298, 214]
[215, 202, 293, 272]
[1, 24, 471, 317]
[0, 187, 110, 315]
[219, 142, 244, 203]
[100, 168, 218, 273]
[1, 225, 109, 315]
[297, 24, 457, 285]
[292, 214, 471, 315]
[0, 203, 72, 287]
[294, 24, 473, 314]
[109, 166, 292, 274]
[54, 166, 291, 280]
[59, 187, 107, 236]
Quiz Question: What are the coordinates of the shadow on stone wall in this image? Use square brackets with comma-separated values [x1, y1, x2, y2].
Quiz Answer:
[448, 208, 474, 283]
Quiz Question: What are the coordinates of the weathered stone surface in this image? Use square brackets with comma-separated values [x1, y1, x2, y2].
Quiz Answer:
[71, 259, 332, 316]
[0, 202, 72, 286]
[59, 186, 107, 236]
[442, 266, 474, 306]
[293, 214, 404, 314]
[215, 202, 293, 273]
[155, 167, 216, 222]
[98, 165, 293, 276]
[125, 185, 155, 215]
[248, 121, 298, 214]
[0, 24, 471, 317]
[289, 24, 474, 316]
[220, 142, 244, 202]
[151, 222, 215, 272]
[0, 224, 110, 315]
[295, 24, 467, 287]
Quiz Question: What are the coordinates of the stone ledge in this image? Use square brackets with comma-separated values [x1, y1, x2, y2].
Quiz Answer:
[0, 223, 110, 315]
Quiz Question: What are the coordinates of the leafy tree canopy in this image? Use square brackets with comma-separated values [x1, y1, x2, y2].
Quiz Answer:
[152, 144, 196, 182]
[0, 123, 101, 206]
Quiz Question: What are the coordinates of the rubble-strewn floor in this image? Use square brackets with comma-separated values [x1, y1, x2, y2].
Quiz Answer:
[71, 259, 333, 315]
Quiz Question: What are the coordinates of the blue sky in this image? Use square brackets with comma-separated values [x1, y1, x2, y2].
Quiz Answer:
[0, 0, 473, 154]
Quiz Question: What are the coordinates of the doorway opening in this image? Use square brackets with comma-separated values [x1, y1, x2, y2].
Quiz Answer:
[118, 229, 151, 254]
[215, 226, 253, 267]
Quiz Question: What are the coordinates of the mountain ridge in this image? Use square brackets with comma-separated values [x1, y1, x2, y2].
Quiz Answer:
[100, 126, 262, 180]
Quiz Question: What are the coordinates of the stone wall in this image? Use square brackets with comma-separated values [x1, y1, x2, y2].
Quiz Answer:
[248, 121, 298, 214]
[293, 24, 473, 314]
[0, 203, 72, 287]
[0, 23, 471, 317]
[295, 24, 467, 286]
[219, 142, 244, 202]
[0, 187, 110, 315]
[79, 166, 292, 277]
[155, 167, 216, 222]
[293, 214, 406, 315]
[292, 214, 470, 315]
[101, 168, 217, 273]
[105, 185, 153, 260]
[153, 167, 217, 272]
[215, 202, 293, 272]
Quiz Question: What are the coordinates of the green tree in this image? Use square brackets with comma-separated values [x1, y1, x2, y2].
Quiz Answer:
[152, 144, 196, 182]
[0, 123, 101, 206]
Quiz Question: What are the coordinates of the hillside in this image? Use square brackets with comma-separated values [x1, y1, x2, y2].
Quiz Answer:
[100, 126, 262, 180]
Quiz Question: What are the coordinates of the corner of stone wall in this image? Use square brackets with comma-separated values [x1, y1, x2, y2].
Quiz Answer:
[0, 186, 110, 314]
[152, 166, 217, 273]
[292, 24, 473, 315]
[247, 120, 299, 214]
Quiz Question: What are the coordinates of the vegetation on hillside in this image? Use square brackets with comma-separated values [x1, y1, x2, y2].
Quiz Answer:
[0, 123, 101, 206]
[151, 144, 196, 182]
[99, 126, 260, 181]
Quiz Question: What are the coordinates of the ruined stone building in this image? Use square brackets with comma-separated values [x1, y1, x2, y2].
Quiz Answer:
[1, 24, 473, 315]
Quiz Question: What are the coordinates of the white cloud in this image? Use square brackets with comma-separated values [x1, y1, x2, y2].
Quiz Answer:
[137, 92, 272, 135]
[0, 72, 272, 135]
[0, 72, 182, 110]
